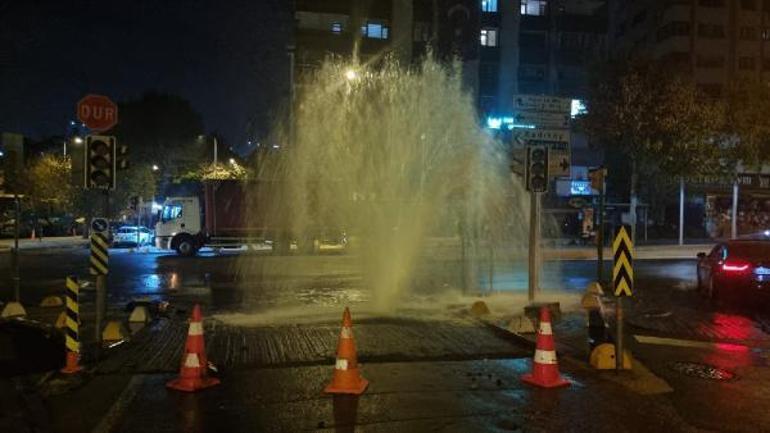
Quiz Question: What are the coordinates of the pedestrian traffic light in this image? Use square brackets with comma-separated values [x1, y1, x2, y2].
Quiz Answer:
[589, 167, 607, 193]
[86, 135, 116, 190]
[526, 146, 549, 193]
[117, 144, 129, 170]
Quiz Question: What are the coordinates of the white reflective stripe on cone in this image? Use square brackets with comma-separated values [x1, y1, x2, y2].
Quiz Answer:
[539, 322, 553, 335]
[340, 327, 353, 339]
[188, 322, 203, 336]
[533, 349, 558, 365]
[335, 358, 349, 370]
[184, 353, 201, 368]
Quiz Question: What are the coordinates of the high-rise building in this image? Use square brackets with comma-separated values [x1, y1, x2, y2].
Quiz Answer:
[609, 0, 770, 96]
[481, 0, 607, 114]
[292, 0, 607, 115]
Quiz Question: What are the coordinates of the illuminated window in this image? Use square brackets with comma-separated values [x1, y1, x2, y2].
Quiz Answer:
[480, 28, 498, 46]
[521, 0, 547, 16]
[482, 0, 498, 12]
[331, 22, 342, 34]
[362, 21, 389, 39]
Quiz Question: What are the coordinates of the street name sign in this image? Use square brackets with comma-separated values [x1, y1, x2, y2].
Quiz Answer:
[514, 111, 570, 129]
[513, 95, 572, 113]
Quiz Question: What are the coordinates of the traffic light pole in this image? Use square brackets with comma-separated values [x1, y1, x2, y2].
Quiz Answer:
[528, 191, 541, 303]
[12, 193, 20, 302]
[95, 189, 109, 349]
[596, 180, 605, 284]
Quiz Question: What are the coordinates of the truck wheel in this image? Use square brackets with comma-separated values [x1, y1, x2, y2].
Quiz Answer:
[175, 236, 198, 257]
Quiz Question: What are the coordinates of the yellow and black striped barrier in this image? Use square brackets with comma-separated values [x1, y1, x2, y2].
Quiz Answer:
[90, 233, 109, 275]
[61, 275, 83, 373]
[65, 276, 79, 353]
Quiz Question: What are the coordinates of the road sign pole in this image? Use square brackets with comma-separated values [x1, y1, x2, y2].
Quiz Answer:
[615, 297, 624, 371]
[596, 179, 605, 284]
[96, 274, 106, 347]
[528, 191, 541, 302]
[12, 193, 20, 302]
[90, 217, 110, 350]
[612, 226, 633, 371]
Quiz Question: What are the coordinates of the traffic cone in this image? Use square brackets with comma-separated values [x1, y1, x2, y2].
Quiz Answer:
[324, 307, 368, 395]
[521, 306, 570, 388]
[166, 304, 220, 392]
[61, 351, 82, 374]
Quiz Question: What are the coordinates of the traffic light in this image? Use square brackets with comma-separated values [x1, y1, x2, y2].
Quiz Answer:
[526, 146, 549, 193]
[86, 135, 116, 190]
[117, 144, 129, 170]
[588, 167, 607, 193]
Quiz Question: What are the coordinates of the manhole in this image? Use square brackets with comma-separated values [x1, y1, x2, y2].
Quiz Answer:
[668, 361, 736, 381]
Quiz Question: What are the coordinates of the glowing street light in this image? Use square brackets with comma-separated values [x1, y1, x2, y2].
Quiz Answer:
[152, 164, 159, 171]
[73, 136, 84, 144]
[229, 158, 235, 165]
[344, 68, 358, 81]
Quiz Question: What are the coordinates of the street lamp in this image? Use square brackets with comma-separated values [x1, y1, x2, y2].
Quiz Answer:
[344, 68, 358, 81]
[73, 137, 84, 144]
[229, 158, 235, 165]
[152, 164, 159, 171]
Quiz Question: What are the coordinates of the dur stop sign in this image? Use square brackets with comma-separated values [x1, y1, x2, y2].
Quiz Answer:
[77, 94, 118, 132]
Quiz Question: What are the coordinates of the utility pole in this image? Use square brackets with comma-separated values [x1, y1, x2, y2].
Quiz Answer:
[679, 177, 685, 246]
[13, 192, 20, 302]
[213, 136, 218, 165]
[528, 191, 541, 302]
[590, 167, 607, 284]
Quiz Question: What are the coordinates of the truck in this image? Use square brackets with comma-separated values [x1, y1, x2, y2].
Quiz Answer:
[154, 180, 346, 256]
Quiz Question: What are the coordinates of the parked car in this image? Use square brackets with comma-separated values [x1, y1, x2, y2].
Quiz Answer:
[696, 240, 770, 305]
[112, 226, 154, 247]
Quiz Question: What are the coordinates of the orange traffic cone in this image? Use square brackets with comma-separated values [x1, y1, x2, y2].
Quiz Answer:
[61, 351, 83, 374]
[324, 307, 368, 395]
[166, 304, 220, 392]
[521, 306, 570, 388]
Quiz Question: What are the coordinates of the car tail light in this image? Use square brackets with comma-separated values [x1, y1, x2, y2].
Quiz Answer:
[722, 259, 753, 274]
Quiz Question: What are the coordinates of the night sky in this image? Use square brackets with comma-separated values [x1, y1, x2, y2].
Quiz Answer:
[0, 0, 292, 152]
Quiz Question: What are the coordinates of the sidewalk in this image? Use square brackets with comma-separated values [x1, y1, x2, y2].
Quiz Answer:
[543, 244, 710, 261]
[0, 236, 88, 252]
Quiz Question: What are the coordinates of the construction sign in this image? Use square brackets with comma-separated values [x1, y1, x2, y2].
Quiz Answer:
[612, 226, 633, 297]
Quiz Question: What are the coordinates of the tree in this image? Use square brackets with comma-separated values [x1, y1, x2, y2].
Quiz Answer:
[112, 92, 207, 181]
[724, 79, 770, 171]
[24, 154, 73, 216]
[580, 59, 725, 241]
[113, 164, 158, 214]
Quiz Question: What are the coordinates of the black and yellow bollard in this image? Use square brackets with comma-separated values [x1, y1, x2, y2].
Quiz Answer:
[90, 232, 109, 347]
[61, 275, 83, 374]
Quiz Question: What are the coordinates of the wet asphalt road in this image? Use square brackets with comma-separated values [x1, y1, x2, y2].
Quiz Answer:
[4, 247, 770, 432]
[0, 245, 698, 311]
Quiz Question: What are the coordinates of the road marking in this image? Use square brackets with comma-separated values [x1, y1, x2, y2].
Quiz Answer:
[91, 374, 146, 433]
[634, 335, 750, 351]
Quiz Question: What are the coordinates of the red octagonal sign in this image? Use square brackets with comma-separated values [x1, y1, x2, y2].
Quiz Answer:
[77, 94, 118, 132]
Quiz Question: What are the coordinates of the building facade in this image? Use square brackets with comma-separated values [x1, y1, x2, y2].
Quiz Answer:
[609, 0, 770, 96]
[293, 0, 607, 116]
